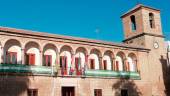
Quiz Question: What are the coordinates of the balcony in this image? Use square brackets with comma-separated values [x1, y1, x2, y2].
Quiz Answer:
[0, 64, 54, 76]
[84, 70, 140, 79]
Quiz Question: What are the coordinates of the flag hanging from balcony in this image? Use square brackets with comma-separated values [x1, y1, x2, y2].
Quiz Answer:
[69, 54, 74, 75]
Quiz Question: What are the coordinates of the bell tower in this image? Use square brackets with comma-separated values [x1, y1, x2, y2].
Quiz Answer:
[121, 4, 167, 95]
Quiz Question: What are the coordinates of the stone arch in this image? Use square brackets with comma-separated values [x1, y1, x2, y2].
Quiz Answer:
[25, 41, 40, 66]
[127, 53, 137, 72]
[75, 47, 88, 70]
[4, 39, 22, 64]
[89, 48, 102, 70]
[43, 43, 57, 66]
[103, 50, 114, 70]
[115, 51, 126, 71]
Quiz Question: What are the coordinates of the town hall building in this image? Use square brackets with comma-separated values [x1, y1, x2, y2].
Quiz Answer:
[0, 4, 169, 96]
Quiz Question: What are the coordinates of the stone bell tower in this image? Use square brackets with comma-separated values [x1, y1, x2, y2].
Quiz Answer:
[121, 4, 167, 95]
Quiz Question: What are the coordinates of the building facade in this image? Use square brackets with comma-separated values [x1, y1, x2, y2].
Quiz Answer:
[0, 4, 168, 96]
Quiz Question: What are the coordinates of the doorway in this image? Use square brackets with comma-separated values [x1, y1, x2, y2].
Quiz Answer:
[62, 87, 75, 96]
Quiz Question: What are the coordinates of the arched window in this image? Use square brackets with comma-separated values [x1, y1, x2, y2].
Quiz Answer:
[149, 13, 155, 28]
[130, 15, 136, 31]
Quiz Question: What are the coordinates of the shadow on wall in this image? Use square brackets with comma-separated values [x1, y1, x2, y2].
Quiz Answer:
[112, 78, 142, 96]
[160, 55, 170, 95]
[0, 60, 30, 96]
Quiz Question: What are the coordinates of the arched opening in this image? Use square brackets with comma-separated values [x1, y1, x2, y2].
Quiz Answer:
[75, 47, 87, 75]
[149, 13, 155, 28]
[130, 15, 136, 31]
[115, 51, 126, 71]
[43, 44, 57, 67]
[127, 53, 137, 72]
[25, 41, 40, 66]
[4, 39, 22, 64]
[60, 45, 73, 75]
[89, 49, 102, 70]
[103, 50, 114, 70]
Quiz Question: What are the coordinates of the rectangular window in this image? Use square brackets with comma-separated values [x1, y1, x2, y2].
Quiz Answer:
[26, 54, 35, 65]
[94, 89, 102, 96]
[44, 55, 52, 66]
[90, 59, 95, 69]
[27, 89, 38, 96]
[103, 60, 107, 70]
[7, 52, 17, 64]
[121, 89, 128, 96]
[60, 56, 67, 75]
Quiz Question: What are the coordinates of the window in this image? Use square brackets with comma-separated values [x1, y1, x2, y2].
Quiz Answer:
[103, 60, 107, 70]
[60, 56, 67, 75]
[130, 15, 136, 31]
[43, 55, 52, 66]
[27, 89, 38, 96]
[26, 54, 35, 65]
[121, 89, 128, 96]
[6, 51, 17, 64]
[149, 13, 155, 28]
[90, 59, 95, 69]
[94, 89, 102, 96]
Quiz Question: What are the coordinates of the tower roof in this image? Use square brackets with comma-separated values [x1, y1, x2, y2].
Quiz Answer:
[121, 4, 160, 18]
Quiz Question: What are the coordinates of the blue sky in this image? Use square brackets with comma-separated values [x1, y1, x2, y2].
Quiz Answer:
[0, 0, 169, 42]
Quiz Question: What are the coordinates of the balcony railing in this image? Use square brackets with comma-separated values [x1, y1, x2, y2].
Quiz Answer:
[84, 70, 140, 79]
[0, 64, 54, 75]
[0, 64, 140, 79]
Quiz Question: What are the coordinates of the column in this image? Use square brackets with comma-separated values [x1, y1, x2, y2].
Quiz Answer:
[39, 50, 42, 66]
[56, 52, 62, 76]
[123, 58, 127, 71]
[112, 57, 115, 71]
[21, 48, 25, 65]
[71, 52, 75, 75]
[99, 56, 103, 70]
[85, 54, 89, 70]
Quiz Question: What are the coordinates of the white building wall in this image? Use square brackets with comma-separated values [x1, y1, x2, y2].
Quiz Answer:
[115, 56, 123, 71]
[103, 55, 112, 70]
[26, 48, 40, 66]
[75, 52, 85, 68]
[8, 45, 22, 64]
[60, 51, 71, 74]
[44, 49, 56, 66]
[89, 54, 99, 70]
[127, 57, 136, 72]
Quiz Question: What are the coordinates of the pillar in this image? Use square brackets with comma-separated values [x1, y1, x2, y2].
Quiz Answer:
[112, 57, 115, 71]
[39, 50, 42, 66]
[21, 48, 25, 65]
[99, 56, 103, 70]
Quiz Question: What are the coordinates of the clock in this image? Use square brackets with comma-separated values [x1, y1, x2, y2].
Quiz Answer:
[153, 42, 159, 49]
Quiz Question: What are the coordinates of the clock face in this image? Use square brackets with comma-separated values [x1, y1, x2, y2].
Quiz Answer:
[153, 42, 159, 49]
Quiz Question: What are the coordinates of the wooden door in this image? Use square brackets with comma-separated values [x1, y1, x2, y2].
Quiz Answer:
[29, 54, 35, 65]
